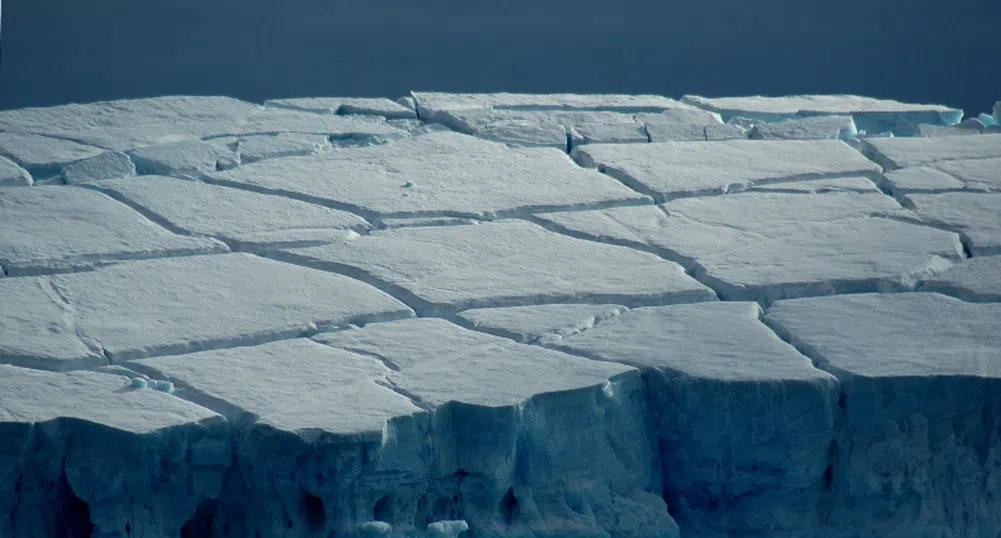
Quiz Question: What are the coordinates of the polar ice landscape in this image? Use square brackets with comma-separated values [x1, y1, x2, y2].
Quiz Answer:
[0, 92, 1000, 538]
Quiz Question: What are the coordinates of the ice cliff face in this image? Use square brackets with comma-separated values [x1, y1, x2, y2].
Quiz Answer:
[1, 93, 999, 538]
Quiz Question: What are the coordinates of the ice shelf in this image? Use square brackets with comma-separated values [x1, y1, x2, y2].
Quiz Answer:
[1, 92, 999, 538]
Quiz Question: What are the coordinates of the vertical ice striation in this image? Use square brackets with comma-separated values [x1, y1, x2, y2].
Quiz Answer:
[766, 293, 1001, 538]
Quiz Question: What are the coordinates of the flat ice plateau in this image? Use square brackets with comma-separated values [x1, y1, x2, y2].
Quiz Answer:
[0, 93, 999, 538]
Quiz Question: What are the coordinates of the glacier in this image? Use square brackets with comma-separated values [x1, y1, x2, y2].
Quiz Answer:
[0, 92, 1000, 538]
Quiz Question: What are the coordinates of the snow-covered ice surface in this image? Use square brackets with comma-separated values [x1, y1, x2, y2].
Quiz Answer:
[0, 186, 226, 275]
[89, 175, 368, 250]
[534, 191, 964, 303]
[858, 133, 1001, 170]
[271, 220, 715, 316]
[1, 92, 1000, 538]
[571, 139, 881, 201]
[213, 132, 651, 222]
[919, 256, 1001, 302]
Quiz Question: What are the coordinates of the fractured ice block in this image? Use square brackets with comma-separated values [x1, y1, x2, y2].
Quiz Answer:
[883, 166, 968, 193]
[0, 277, 108, 370]
[919, 255, 1001, 302]
[132, 318, 674, 538]
[0, 253, 413, 368]
[0, 96, 263, 151]
[933, 157, 1001, 190]
[916, 123, 982, 137]
[765, 293, 1001, 538]
[317, 318, 676, 538]
[500, 302, 839, 537]
[236, 132, 332, 163]
[128, 139, 236, 176]
[238, 108, 409, 144]
[0, 155, 32, 186]
[536, 191, 963, 303]
[682, 94, 962, 135]
[859, 133, 1001, 169]
[433, 108, 648, 149]
[412, 92, 689, 122]
[272, 220, 714, 315]
[640, 108, 747, 142]
[572, 138, 880, 201]
[60, 150, 136, 184]
[0, 365, 227, 538]
[214, 131, 650, 220]
[0, 132, 104, 178]
[457, 303, 628, 344]
[748, 115, 857, 140]
[93, 175, 368, 250]
[265, 96, 419, 119]
[907, 192, 1001, 255]
[0, 186, 226, 276]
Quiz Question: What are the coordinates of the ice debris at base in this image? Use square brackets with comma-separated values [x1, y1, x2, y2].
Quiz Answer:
[1, 92, 1000, 538]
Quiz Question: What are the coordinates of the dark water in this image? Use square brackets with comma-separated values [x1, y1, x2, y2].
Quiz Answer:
[2, 0, 999, 114]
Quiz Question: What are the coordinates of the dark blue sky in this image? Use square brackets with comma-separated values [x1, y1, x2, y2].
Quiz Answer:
[2, 0, 999, 115]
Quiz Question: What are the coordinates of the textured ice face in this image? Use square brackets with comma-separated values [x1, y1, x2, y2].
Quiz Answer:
[2, 92, 1000, 538]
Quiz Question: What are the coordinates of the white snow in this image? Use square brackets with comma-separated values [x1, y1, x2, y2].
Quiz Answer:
[639, 108, 746, 142]
[92, 175, 368, 249]
[238, 108, 410, 141]
[432, 108, 648, 149]
[745, 176, 879, 194]
[0, 155, 32, 186]
[933, 158, 1001, 190]
[13, 253, 412, 364]
[215, 131, 651, 219]
[131, 338, 422, 437]
[536, 191, 964, 302]
[318, 318, 634, 408]
[907, 192, 1001, 255]
[457, 304, 628, 344]
[0, 96, 263, 151]
[60, 150, 136, 184]
[0, 186, 226, 276]
[885, 158, 1001, 193]
[236, 133, 332, 163]
[919, 255, 1001, 302]
[0, 277, 108, 370]
[859, 133, 1001, 169]
[883, 166, 968, 192]
[274, 220, 714, 315]
[572, 139, 881, 200]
